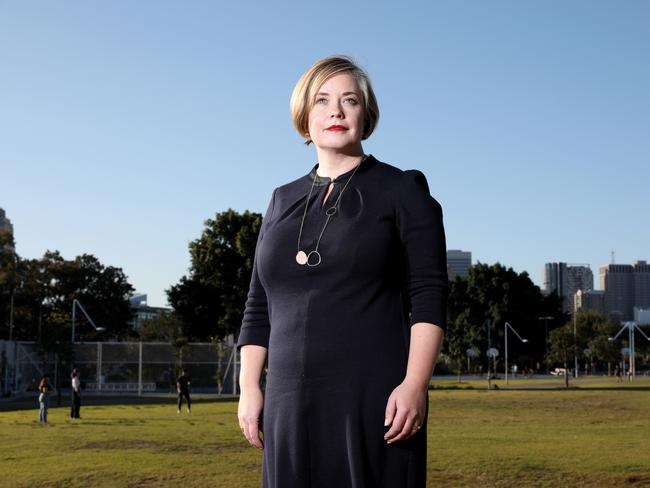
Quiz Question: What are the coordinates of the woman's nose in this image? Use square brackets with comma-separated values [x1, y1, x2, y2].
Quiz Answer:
[330, 101, 344, 117]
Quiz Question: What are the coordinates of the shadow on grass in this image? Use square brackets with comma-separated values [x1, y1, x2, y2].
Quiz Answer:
[0, 395, 237, 412]
[430, 384, 650, 392]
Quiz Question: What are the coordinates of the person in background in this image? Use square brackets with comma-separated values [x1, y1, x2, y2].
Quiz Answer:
[70, 368, 81, 419]
[176, 368, 191, 414]
[38, 374, 52, 424]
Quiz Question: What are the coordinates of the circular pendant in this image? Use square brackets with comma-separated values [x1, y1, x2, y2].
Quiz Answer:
[307, 250, 321, 267]
[296, 250, 308, 265]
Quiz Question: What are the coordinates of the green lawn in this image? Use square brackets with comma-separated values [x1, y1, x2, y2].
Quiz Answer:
[1, 379, 649, 487]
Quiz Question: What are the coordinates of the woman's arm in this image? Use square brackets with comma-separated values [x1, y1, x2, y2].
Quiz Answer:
[239, 344, 267, 389]
[384, 323, 444, 443]
[238, 344, 268, 449]
[385, 169, 449, 444]
[405, 323, 445, 390]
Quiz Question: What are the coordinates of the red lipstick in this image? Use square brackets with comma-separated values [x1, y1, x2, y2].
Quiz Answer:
[326, 125, 347, 131]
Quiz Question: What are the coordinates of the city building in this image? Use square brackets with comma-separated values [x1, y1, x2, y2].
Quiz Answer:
[633, 260, 650, 309]
[574, 289, 606, 315]
[129, 294, 172, 330]
[599, 264, 634, 321]
[634, 307, 650, 325]
[544, 262, 593, 311]
[447, 250, 471, 280]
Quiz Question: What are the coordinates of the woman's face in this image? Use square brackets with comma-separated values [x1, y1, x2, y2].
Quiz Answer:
[307, 72, 364, 151]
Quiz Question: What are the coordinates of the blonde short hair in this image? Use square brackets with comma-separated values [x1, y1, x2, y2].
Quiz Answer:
[290, 55, 379, 145]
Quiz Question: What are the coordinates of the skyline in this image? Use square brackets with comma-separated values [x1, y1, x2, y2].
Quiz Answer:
[2, 204, 643, 300]
[2, 1, 649, 307]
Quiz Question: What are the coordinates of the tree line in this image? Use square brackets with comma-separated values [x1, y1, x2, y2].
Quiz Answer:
[0, 232, 134, 348]
[2, 211, 643, 377]
[446, 263, 630, 380]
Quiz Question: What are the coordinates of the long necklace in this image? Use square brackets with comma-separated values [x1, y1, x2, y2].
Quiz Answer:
[296, 155, 367, 267]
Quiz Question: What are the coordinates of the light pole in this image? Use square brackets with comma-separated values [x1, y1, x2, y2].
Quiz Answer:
[538, 316, 553, 373]
[71, 299, 106, 343]
[609, 321, 650, 381]
[504, 321, 528, 384]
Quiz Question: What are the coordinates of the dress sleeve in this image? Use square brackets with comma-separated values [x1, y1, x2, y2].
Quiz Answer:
[395, 170, 448, 331]
[236, 188, 276, 350]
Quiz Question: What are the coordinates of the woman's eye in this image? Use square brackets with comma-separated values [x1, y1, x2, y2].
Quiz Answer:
[344, 98, 359, 105]
[315, 97, 327, 104]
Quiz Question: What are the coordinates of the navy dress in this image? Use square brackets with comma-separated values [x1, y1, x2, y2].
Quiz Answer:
[237, 155, 448, 488]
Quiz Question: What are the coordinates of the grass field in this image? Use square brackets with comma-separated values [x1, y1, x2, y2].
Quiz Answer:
[1, 378, 650, 487]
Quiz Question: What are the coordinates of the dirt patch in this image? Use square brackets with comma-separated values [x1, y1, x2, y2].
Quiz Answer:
[625, 474, 650, 485]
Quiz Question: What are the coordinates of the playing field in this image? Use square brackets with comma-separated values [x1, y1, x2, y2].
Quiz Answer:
[2, 378, 649, 487]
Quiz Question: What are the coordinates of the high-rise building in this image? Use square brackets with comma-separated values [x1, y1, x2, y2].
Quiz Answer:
[575, 290, 606, 314]
[447, 250, 471, 280]
[599, 264, 634, 321]
[599, 260, 650, 321]
[544, 262, 567, 297]
[544, 262, 593, 311]
[633, 260, 650, 309]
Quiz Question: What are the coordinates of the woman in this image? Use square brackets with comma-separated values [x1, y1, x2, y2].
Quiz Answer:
[38, 374, 52, 424]
[70, 368, 81, 419]
[237, 55, 448, 488]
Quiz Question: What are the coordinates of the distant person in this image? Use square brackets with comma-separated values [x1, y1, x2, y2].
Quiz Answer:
[176, 368, 191, 414]
[38, 374, 52, 424]
[70, 368, 81, 419]
[615, 365, 622, 382]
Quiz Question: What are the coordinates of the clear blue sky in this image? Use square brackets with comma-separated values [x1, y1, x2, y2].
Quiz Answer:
[2, 1, 649, 306]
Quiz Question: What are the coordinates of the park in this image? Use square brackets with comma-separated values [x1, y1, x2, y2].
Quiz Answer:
[1, 376, 649, 488]
[2, 3, 650, 487]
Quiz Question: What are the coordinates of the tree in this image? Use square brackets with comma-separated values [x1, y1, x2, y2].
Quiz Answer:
[137, 312, 183, 342]
[0, 231, 19, 339]
[1, 250, 135, 343]
[562, 311, 621, 376]
[446, 276, 483, 381]
[445, 262, 566, 377]
[167, 276, 222, 341]
[547, 324, 576, 388]
[168, 209, 262, 341]
[587, 315, 620, 375]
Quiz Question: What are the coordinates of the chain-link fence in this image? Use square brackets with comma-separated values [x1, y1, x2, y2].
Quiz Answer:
[0, 340, 240, 396]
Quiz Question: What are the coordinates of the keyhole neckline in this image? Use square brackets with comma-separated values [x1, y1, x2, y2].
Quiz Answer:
[307, 154, 374, 187]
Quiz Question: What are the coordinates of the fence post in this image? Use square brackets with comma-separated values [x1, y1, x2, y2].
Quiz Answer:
[54, 351, 58, 397]
[13, 342, 19, 393]
[233, 347, 238, 396]
[138, 342, 143, 396]
[96, 342, 102, 393]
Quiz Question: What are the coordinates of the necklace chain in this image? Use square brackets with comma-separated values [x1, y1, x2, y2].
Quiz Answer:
[296, 155, 367, 267]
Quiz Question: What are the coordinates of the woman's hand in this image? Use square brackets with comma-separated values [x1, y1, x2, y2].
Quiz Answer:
[238, 386, 264, 449]
[383, 380, 427, 444]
